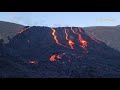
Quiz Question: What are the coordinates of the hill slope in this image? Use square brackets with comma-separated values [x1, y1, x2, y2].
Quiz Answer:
[2, 26, 120, 78]
[84, 25, 120, 52]
[0, 21, 120, 77]
[0, 21, 24, 43]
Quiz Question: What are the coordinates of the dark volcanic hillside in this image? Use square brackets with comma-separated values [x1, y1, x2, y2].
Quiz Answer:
[2, 26, 120, 78]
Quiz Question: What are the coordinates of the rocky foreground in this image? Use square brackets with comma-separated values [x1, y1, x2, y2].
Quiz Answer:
[0, 26, 120, 78]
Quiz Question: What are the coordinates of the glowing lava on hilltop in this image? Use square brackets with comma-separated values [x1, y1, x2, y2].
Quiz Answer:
[51, 28, 69, 48]
[49, 53, 63, 62]
[71, 27, 88, 50]
[51, 28, 61, 45]
[18, 26, 31, 34]
[50, 54, 56, 61]
[64, 28, 75, 49]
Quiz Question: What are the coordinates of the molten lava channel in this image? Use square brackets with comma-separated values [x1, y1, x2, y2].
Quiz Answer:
[64, 28, 75, 49]
[49, 54, 63, 62]
[51, 28, 69, 48]
[51, 28, 60, 45]
[71, 27, 88, 50]
[50, 54, 56, 61]
[18, 26, 31, 34]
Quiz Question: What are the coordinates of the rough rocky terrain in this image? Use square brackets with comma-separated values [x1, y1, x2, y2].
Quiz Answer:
[0, 21, 120, 78]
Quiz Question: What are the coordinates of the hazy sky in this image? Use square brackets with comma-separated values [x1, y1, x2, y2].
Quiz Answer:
[0, 12, 120, 27]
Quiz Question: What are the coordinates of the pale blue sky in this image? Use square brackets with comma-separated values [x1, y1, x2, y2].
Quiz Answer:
[0, 12, 120, 27]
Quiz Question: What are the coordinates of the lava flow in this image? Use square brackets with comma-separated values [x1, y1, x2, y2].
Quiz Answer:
[49, 53, 65, 62]
[64, 28, 75, 49]
[49, 54, 63, 62]
[50, 54, 56, 61]
[71, 27, 88, 50]
[51, 28, 60, 45]
[51, 28, 68, 48]
[18, 26, 31, 34]
[79, 28, 100, 43]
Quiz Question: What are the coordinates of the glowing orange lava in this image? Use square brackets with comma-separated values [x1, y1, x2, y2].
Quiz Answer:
[51, 28, 60, 45]
[71, 27, 88, 50]
[51, 28, 69, 48]
[68, 40, 74, 49]
[81, 40, 87, 48]
[18, 26, 31, 34]
[64, 28, 75, 49]
[50, 54, 56, 61]
[64, 29, 69, 41]
[49, 53, 65, 62]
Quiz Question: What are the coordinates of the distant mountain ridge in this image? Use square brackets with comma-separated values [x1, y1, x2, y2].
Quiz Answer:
[0, 21, 24, 43]
[84, 26, 120, 52]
